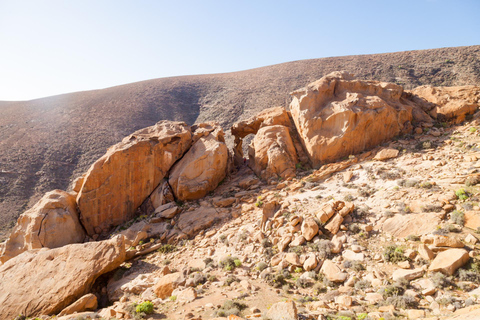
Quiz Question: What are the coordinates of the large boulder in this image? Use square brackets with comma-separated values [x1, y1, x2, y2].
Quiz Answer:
[169, 125, 229, 201]
[248, 125, 298, 180]
[0, 235, 125, 318]
[77, 121, 192, 236]
[0, 190, 85, 264]
[411, 85, 480, 123]
[289, 71, 432, 167]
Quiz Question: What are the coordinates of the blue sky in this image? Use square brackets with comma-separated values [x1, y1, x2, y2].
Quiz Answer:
[0, 0, 479, 101]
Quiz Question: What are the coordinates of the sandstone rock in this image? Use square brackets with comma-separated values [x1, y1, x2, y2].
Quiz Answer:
[285, 252, 301, 266]
[290, 71, 430, 167]
[407, 309, 426, 319]
[317, 201, 338, 223]
[154, 202, 180, 219]
[301, 217, 319, 241]
[343, 171, 354, 183]
[265, 300, 298, 320]
[320, 259, 348, 282]
[289, 235, 306, 247]
[214, 197, 237, 207]
[176, 287, 197, 303]
[382, 212, 442, 238]
[466, 233, 478, 244]
[429, 248, 470, 275]
[58, 294, 98, 316]
[77, 121, 192, 235]
[169, 127, 229, 201]
[325, 214, 344, 235]
[231, 106, 293, 165]
[335, 295, 352, 307]
[418, 244, 435, 260]
[366, 293, 384, 304]
[373, 148, 399, 161]
[153, 272, 186, 299]
[176, 207, 222, 237]
[107, 272, 155, 301]
[422, 234, 464, 248]
[392, 268, 424, 282]
[0, 190, 85, 263]
[465, 211, 480, 230]
[343, 250, 364, 261]
[0, 236, 125, 318]
[338, 202, 354, 217]
[248, 125, 298, 180]
[411, 85, 480, 123]
[278, 236, 292, 252]
[303, 254, 318, 271]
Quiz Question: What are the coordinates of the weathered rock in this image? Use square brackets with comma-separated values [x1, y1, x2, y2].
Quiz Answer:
[418, 244, 434, 260]
[285, 252, 301, 266]
[407, 309, 426, 319]
[320, 259, 348, 282]
[248, 125, 298, 181]
[107, 272, 155, 301]
[392, 268, 424, 282]
[169, 126, 229, 200]
[231, 107, 293, 165]
[303, 254, 318, 271]
[77, 121, 192, 235]
[176, 207, 222, 237]
[411, 85, 480, 123]
[0, 236, 125, 318]
[58, 294, 98, 316]
[343, 250, 364, 261]
[465, 211, 480, 230]
[422, 234, 464, 248]
[175, 287, 197, 303]
[382, 212, 442, 238]
[429, 248, 470, 275]
[265, 300, 298, 320]
[154, 202, 180, 219]
[214, 197, 237, 207]
[301, 217, 319, 241]
[373, 148, 399, 161]
[290, 71, 431, 166]
[153, 272, 186, 299]
[325, 214, 344, 235]
[0, 190, 85, 263]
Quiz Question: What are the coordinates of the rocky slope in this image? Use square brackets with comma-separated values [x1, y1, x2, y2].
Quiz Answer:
[1, 72, 480, 320]
[1, 45, 480, 239]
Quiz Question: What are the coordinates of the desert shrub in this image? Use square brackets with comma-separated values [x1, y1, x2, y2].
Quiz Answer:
[289, 246, 306, 255]
[405, 179, 419, 188]
[343, 260, 365, 272]
[261, 238, 272, 248]
[296, 277, 312, 288]
[316, 239, 333, 259]
[157, 244, 176, 254]
[354, 279, 371, 290]
[382, 284, 405, 298]
[416, 140, 435, 150]
[344, 194, 355, 202]
[432, 226, 449, 236]
[383, 246, 408, 263]
[266, 273, 286, 288]
[215, 300, 248, 317]
[419, 181, 433, 189]
[384, 295, 418, 309]
[430, 272, 454, 289]
[313, 282, 327, 294]
[225, 275, 238, 286]
[397, 202, 412, 213]
[422, 204, 443, 212]
[451, 210, 465, 225]
[405, 234, 420, 241]
[383, 210, 394, 218]
[220, 256, 240, 271]
[466, 175, 480, 187]
[358, 187, 376, 198]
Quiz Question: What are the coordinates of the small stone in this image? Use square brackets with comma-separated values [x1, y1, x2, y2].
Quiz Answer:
[465, 233, 478, 244]
[373, 148, 399, 161]
[266, 300, 298, 320]
[320, 260, 348, 283]
[335, 295, 352, 307]
[392, 268, 424, 282]
[407, 309, 426, 319]
[418, 244, 434, 260]
[285, 252, 301, 266]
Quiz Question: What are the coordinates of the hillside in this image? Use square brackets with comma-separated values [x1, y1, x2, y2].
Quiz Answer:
[0, 45, 480, 238]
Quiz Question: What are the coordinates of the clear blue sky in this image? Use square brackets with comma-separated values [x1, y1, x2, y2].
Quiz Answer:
[0, 0, 478, 101]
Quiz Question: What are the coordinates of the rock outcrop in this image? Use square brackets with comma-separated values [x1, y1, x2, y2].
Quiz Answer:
[77, 121, 192, 235]
[411, 85, 480, 123]
[0, 235, 125, 319]
[0, 190, 85, 263]
[169, 125, 229, 201]
[248, 125, 298, 181]
[289, 71, 432, 167]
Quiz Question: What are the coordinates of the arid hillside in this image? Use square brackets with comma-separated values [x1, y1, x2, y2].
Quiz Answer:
[0, 45, 479, 238]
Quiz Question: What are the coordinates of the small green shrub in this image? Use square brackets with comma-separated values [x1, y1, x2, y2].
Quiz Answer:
[257, 261, 268, 271]
[456, 188, 469, 200]
[157, 244, 176, 254]
[430, 272, 454, 289]
[168, 296, 176, 302]
[234, 259, 242, 267]
[135, 301, 154, 314]
[220, 256, 240, 270]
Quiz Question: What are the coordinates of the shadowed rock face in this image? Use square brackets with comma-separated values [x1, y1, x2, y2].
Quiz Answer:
[0, 235, 125, 319]
[289, 71, 433, 167]
[77, 121, 192, 236]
